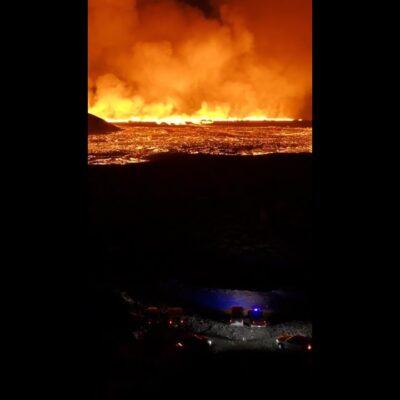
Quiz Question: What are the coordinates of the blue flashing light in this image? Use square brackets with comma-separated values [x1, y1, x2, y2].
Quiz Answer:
[179, 286, 268, 313]
[251, 306, 263, 318]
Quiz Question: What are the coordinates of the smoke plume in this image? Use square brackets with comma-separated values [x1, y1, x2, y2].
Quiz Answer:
[89, 0, 312, 121]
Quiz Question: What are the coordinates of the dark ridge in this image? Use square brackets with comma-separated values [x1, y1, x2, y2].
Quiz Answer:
[88, 152, 312, 291]
[88, 113, 121, 134]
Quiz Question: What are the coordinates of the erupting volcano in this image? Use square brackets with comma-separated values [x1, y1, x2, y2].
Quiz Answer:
[87, 1, 313, 394]
[89, 0, 312, 123]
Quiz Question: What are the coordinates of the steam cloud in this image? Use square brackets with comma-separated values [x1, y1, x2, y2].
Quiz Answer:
[89, 0, 312, 121]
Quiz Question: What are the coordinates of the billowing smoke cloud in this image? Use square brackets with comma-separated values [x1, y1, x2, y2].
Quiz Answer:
[89, 0, 312, 121]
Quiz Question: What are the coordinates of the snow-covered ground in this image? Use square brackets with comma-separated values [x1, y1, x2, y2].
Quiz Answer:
[187, 315, 312, 352]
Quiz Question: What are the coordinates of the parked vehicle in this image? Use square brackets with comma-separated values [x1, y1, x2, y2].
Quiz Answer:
[248, 307, 267, 328]
[166, 307, 186, 328]
[144, 306, 161, 326]
[229, 306, 244, 326]
[175, 332, 213, 356]
[276, 335, 312, 351]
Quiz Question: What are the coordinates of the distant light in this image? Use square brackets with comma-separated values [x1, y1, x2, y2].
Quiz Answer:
[207, 340, 212, 346]
[176, 342, 183, 348]
[307, 344, 312, 351]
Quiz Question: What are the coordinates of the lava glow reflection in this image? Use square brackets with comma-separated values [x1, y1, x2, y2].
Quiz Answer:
[88, 123, 312, 165]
